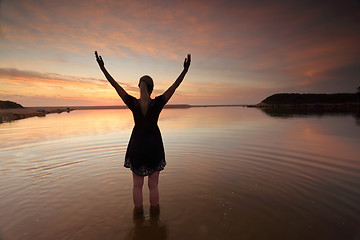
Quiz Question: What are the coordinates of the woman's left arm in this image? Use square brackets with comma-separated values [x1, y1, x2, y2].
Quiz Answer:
[163, 54, 191, 103]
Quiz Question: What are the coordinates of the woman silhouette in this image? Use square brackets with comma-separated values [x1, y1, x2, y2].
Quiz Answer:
[95, 51, 191, 214]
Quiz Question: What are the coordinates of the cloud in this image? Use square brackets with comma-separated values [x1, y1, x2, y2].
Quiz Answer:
[0, 68, 106, 85]
[1, 0, 360, 105]
[0, 67, 142, 91]
[3, 0, 359, 65]
[0, 68, 140, 103]
[2, 0, 190, 58]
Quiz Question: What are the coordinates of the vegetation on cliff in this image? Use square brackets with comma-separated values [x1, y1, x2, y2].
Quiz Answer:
[261, 93, 359, 105]
[0, 100, 24, 109]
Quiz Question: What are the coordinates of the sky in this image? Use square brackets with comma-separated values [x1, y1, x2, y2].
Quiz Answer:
[0, 0, 359, 106]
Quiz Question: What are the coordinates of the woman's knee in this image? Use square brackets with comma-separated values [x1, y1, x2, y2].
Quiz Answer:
[132, 172, 144, 188]
[148, 180, 158, 190]
[148, 171, 159, 189]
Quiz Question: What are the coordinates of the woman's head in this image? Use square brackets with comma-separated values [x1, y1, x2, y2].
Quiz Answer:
[138, 75, 154, 95]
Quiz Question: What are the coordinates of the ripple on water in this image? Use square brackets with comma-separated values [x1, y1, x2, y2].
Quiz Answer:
[161, 122, 360, 238]
[0, 108, 359, 239]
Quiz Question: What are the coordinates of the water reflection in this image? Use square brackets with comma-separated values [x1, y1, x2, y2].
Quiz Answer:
[127, 208, 167, 240]
[0, 107, 359, 239]
[258, 106, 360, 125]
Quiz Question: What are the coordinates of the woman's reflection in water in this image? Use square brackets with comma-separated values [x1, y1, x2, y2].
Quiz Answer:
[126, 206, 167, 240]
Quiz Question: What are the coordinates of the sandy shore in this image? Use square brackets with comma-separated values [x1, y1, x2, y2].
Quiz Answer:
[0, 107, 73, 123]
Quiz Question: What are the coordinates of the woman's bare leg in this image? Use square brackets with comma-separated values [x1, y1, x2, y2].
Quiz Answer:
[132, 172, 144, 208]
[148, 171, 160, 206]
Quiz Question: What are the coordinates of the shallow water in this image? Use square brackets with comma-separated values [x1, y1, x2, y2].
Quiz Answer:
[0, 107, 359, 240]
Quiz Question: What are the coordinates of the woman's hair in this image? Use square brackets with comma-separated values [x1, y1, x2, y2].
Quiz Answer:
[139, 75, 154, 95]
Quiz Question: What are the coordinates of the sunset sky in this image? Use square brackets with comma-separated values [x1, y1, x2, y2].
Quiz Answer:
[1, 0, 359, 106]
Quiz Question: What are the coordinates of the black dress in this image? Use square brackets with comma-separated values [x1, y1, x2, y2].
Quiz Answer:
[123, 93, 167, 176]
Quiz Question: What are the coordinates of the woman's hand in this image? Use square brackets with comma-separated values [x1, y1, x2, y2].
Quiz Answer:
[183, 54, 191, 71]
[95, 51, 105, 69]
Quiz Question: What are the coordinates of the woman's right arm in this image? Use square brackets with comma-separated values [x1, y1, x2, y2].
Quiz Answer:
[95, 51, 128, 101]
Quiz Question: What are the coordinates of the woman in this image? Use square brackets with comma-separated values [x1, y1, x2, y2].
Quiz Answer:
[95, 51, 191, 215]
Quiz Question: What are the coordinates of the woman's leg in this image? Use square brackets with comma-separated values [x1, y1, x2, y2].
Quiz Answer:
[148, 171, 160, 206]
[132, 172, 144, 208]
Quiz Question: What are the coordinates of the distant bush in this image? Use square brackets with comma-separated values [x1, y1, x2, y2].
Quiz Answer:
[0, 100, 24, 109]
[262, 93, 357, 105]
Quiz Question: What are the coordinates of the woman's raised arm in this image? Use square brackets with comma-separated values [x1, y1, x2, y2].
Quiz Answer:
[95, 51, 128, 101]
[163, 54, 191, 103]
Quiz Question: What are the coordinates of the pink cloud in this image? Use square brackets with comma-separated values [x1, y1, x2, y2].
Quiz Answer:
[1, 0, 359, 105]
[0, 68, 141, 104]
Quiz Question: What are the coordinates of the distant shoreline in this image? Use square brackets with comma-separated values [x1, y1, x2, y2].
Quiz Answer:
[246, 93, 360, 112]
[2, 92, 359, 123]
[50, 104, 248, 110]
[257, 93, 360, 105]
[0, 104, 249, 123]
[0, 107, 73, 123]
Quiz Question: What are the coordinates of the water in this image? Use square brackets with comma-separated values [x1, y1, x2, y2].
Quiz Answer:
[0, 107, 359, 240]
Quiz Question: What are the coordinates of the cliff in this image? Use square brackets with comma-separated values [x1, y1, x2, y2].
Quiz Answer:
[0, 100, 24, 109]
[261, 93, 358, 105]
